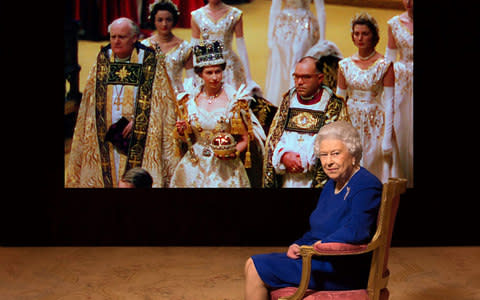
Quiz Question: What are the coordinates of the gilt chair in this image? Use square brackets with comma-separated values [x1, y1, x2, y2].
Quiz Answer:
[270, 177, 407, 300]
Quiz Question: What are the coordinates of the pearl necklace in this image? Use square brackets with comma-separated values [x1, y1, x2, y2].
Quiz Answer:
[204, 88, 222, 104]
[356, 50, 376, 61]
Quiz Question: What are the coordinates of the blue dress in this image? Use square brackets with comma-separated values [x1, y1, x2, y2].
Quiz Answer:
[251, 167, 382, 290]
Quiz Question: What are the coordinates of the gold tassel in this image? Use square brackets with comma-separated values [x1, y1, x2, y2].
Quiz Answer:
[244, 148, 251, 168]
[244, 108, 253, 168]
[230, 109, 242, 135]
[248, 125, 254, 142]
[231, 100, 254, 168]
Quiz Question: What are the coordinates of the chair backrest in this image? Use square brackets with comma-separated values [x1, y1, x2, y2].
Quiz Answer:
[367, 178, 407, 300]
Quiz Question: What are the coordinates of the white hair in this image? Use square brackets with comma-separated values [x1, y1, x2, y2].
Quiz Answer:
[314, 120, 363, 165]
[107, 17, 140, 37]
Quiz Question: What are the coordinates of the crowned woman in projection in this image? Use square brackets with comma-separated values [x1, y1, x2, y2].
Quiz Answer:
[170, 40, 265, 187]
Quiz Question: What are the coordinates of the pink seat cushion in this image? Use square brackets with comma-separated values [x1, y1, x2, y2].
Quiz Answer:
[313, 242, 368, 254]
[270, 287, 369, 300]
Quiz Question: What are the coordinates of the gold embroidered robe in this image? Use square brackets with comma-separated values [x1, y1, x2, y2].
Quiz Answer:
[263, 86, 349, 188]
[65, 43, 180, 187]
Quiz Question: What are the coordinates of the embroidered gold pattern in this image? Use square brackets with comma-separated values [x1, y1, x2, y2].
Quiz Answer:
[116, 66, 130, 81]
[263, 87, 347, 188]
[108, 63, 142, 85]
[94, 47, 157, 186]
[285, 108, 325, 133]
[126, 50, 157, 170]
[95, 49, 114, 187]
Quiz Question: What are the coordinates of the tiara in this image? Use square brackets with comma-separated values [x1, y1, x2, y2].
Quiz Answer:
[350, 12, 379, 33]
[193, 40, 225, 67]
[149, 0, 180, 16]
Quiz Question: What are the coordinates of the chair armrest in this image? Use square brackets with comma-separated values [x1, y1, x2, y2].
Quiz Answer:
[309, 236, 384, 256]
[278, 247, 316, 300]
[279, 243, 381, 300]
[279, 244, 374, 300]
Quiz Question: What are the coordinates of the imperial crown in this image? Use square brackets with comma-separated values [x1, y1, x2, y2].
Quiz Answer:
[193, 40, 225, 67]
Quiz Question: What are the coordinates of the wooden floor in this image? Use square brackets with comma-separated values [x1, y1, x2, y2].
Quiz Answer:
[1, 246, 479, 300]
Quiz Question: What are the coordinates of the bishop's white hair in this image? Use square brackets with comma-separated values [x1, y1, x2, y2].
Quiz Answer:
[107, 17, 140, 37]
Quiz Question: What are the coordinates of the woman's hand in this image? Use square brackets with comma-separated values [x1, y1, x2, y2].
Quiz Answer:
[286, 244, 301, 259]
[215, 121, 248, 160]
[176, 120, 188, 136]
[215, 151, 238, 160]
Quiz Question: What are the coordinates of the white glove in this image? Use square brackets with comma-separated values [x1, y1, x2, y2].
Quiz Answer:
[236, 37, 252, 80]
[267, 0, 281, 49]
[236, 37, 262, 97]
[382, 86, 394, 154]
[313, 0, 326, 41]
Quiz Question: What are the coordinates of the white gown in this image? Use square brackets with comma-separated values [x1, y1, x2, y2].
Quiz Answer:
[170, 81, 265, 187]
[264, 0, 325, 107]
[141, 38, 192, 94]
[339, 57, 402, 183]
[387, 15, 414, 187]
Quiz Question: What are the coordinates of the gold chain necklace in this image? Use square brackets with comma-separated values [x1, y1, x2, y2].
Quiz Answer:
[113, 85, 125, 111]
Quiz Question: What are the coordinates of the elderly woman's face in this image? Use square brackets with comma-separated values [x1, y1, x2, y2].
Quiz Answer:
[318, 138, 356, 182]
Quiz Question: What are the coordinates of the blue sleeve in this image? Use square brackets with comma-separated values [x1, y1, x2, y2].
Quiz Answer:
[321, 186, 381, 244]
[292, 185, 330, 246]
[293, 230, 316, 246]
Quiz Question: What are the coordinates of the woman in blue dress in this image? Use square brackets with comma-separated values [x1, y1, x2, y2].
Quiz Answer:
[245, 120, 383, 299]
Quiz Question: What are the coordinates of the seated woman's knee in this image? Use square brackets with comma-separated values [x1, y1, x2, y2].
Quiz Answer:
[245, 257, 255, 274]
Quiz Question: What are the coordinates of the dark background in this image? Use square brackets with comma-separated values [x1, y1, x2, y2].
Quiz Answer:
[1, 2, 479, 247]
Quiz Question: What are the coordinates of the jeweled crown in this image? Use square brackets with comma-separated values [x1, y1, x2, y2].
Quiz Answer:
[193, 40, 225, 67]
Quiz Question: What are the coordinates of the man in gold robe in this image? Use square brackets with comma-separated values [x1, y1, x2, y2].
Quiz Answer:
[66, 18, 180, 187]
[263, 56, 349, 188]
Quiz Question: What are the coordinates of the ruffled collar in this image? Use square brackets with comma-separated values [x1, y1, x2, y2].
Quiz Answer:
[177, 78, 254, 112]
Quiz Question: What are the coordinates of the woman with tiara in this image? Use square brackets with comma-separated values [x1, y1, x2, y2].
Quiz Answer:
[190, 0, 261, 96]
[142, 0, 193, 94]
[170, 40, 265, 187]
[264, 0, 326, 107]
[386, 0, 413, 187]
[336, 12, 402, 183]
